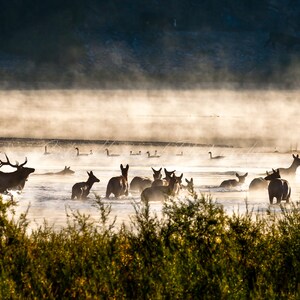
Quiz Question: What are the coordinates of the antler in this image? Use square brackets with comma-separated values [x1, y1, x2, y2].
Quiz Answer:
[0, 154, 19, 168]
[18, 157, 27, 168]
[0, 154, 27, 168]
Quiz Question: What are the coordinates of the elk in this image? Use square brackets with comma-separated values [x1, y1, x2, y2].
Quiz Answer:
[220, 172, 248, 189]
[40, 166, 75, 176]
[129, 166, 161, 193]
[0, 154, 35, 193]
[248, 176, 268, 192]
[141, 173, 180, 202]
[71, 171, 100, 200]
[182, 178, 194, 194]
[106, 164, 129, 198]
[208, 151, 225, 159]
[264, 169, 291, 204]
[152, 168, 175, 187]
[277, 154, 300, 177]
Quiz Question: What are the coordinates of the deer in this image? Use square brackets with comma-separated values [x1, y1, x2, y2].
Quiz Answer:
[220, 172, 248, 189]
[40, 166, 75, 176]
[0, 154, 35, 193]
[248, 175, 269, 192]
[208, 151, 225, 159]
[141, 173, 181, 202]
[106, 164, 129, 198]
[105, 148, 120, 157]
[129, 167, 161, 193]
[182, 178, 194, 194]
[152, 168, 175, 187]
[71, 171, 100, 200]
[264, 169, 291, 204]
[276, 154, 300, 177]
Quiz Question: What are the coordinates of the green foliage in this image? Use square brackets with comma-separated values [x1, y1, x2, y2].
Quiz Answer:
[0, 193, 300, 298]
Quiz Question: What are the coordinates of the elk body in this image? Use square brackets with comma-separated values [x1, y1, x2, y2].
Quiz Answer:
[220, 172, 248, 189]
[41, 166, 75, 176]
[71, 171, 99, 200]
[129, 167, 161, 193]
[106, 164, 129, 198]
[0, 154, 35, 193]
[265, 169, 291, 204]
[141, 173, 180, 202]
[249, 177, 268, 192]
[277, 154, 300, 177]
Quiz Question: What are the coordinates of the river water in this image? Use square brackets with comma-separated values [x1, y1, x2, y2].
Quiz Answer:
[1, 141, 299, 232]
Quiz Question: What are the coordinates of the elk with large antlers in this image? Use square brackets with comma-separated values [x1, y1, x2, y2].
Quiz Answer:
[0, 154, 35, 193]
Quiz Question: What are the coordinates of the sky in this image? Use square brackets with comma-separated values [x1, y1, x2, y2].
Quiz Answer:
[1, 88, 300, 148]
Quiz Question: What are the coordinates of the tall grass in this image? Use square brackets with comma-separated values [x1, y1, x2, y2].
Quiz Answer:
[0, 193, 300, 299]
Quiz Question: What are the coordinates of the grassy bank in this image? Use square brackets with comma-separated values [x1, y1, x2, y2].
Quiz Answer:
[0, 193, 300, 299]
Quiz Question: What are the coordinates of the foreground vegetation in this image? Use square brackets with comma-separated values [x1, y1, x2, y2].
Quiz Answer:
[0, 193, 300, 299]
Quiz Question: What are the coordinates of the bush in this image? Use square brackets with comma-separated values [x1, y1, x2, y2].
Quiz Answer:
[0, 193, 300, 298]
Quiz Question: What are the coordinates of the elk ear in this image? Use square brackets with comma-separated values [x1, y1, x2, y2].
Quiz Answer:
[235, 173, 239, 177]
[272, 168, 276, 173]
[245, 173, 248, 176]
[191, 178, 193, 183]
[120, 164, 123, 170]
[126, 164, 129, 170]
[266, 171, 269, 175]
[180, 173, 183, 179]
[185, 178, 189, 183]
[293, 154, 296, 158]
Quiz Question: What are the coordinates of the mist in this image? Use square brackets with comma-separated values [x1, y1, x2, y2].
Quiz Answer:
[1, 88, 300, 149]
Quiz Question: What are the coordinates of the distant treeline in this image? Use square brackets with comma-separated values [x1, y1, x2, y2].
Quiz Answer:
[0, 0, 298, 36]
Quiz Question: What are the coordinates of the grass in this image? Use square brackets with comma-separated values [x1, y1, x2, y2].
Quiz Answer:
[0, 192, 300, 299]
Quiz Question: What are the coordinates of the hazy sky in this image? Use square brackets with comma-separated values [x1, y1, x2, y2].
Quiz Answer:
[1, 89, 300, 147]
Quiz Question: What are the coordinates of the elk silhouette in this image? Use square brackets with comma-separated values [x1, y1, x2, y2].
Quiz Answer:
[141, 173, 180, 202]
[0, 154, 35, 193]
[277, 154, 300, 176]
[106, 164, 129, 198]
[105, 148, 120, 157]
[129, 166, 160, 193]
[183, 178, 194, 194]
[248, 176, 268, 192]
[71, 171, 99, 200]
[264, 169, 291, 204]
[220, 172, 248, 189]
[41, 166, 75, 176]
[152, 168, 175, 187]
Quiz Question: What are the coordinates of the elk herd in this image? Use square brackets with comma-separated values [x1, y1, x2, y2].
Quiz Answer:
[0, 149, 299, 206]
